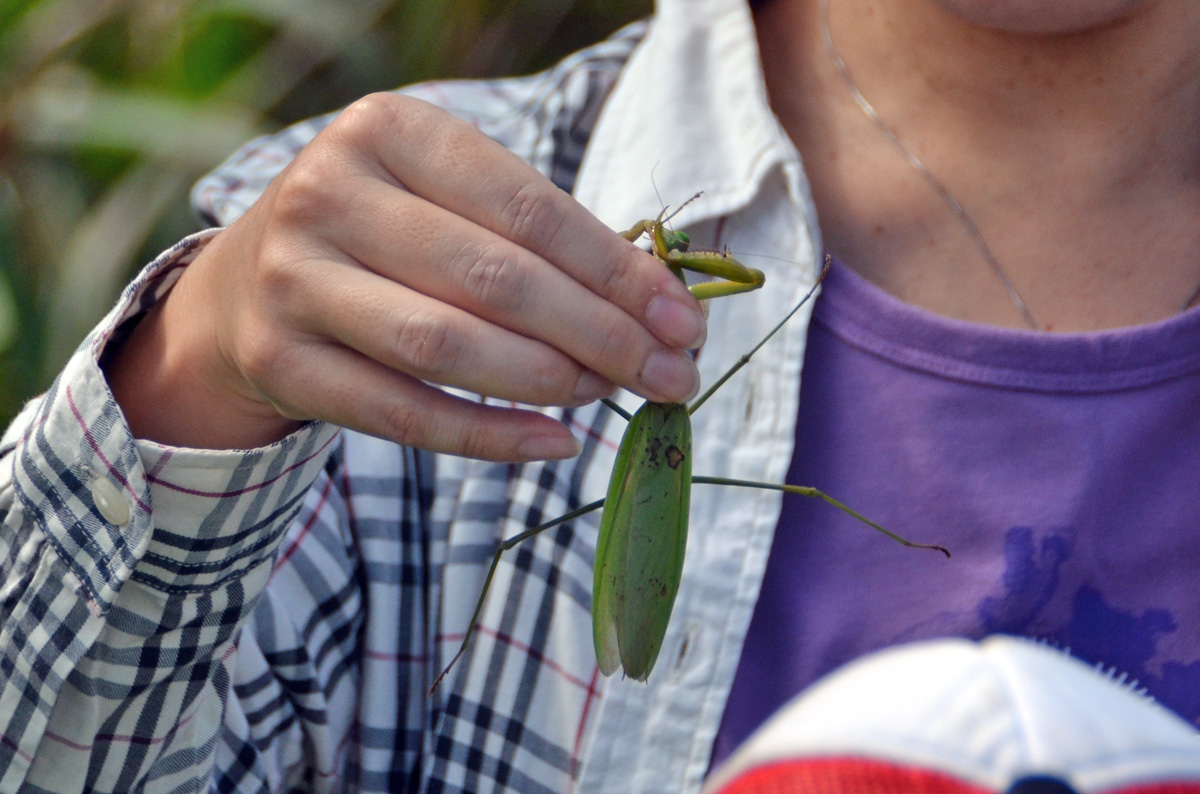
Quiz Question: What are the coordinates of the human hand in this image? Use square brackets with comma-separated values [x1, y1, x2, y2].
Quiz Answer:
[106, 93, 706, 461]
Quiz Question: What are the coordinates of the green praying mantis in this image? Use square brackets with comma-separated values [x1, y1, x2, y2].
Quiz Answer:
[431, 197, 950, 692]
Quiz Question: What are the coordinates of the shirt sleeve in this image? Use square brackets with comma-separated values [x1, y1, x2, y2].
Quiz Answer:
[0, 229, 340, 792]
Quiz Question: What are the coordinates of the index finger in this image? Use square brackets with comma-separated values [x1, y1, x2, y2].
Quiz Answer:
[344, 93, 708, 354]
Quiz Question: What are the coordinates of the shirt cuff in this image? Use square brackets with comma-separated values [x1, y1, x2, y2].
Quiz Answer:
[7, 229, 340, 611]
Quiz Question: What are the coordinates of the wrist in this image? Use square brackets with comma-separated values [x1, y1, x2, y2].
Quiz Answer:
[105, 260, 301, 450]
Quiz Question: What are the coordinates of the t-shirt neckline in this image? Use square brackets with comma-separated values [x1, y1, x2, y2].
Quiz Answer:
[815, 259, 1200, 393]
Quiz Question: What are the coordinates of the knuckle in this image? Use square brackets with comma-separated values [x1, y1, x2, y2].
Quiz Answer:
[271, 156, 338, 228]
[519, 348, 585, 405]
[382, 400, 430, 449]
[338, 92, 403, 136]
[527, 358, 573, 403]
[251, 239, 307, 308]
[455, 422, 495, 461]
[337, 92, 435, 152]
[390, 310, 461, 378]
[458, 244, 530, 313]
[587, 315, 637, 376]
[497, 182, 568, 252]
[237, 323, 289, 390]
[594, 241, 643, 300]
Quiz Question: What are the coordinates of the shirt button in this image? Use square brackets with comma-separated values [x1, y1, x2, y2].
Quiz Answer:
[90, 476, 132, 527]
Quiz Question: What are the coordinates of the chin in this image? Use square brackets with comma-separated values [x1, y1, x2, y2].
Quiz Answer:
[928, 0, 1150, 34]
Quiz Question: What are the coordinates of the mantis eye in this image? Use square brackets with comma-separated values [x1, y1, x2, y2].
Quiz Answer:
[664, 230, 690, 253]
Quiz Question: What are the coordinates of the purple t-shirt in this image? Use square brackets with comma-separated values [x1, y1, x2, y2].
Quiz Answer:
[711, 260, 1200, 766]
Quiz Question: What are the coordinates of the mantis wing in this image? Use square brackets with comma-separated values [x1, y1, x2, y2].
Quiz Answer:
[593, 402, 692, 681]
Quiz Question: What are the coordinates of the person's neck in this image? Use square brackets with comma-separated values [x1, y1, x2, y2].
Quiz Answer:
[755, 0, 1200, 331]
[831, 0, 1200, 192]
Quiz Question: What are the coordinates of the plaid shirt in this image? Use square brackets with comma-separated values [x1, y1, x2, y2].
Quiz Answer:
[0, 1, 827, 791]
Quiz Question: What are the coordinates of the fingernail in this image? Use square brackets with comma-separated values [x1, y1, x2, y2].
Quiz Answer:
[518, 433, 583, 460]
[646, 295, 707, 349]
[642, 350, 700, 402]
[573, 370, 615, 403]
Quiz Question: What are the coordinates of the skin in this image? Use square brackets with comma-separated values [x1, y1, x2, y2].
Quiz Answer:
[755, 0, 1200, 331]
[107, 95, 707, 457]
[107, 0, 1200, 456]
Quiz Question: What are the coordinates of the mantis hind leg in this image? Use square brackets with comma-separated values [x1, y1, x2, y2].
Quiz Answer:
[692, 476, 950, 557]
[430, 399, 644, 693]
[429, 496, 607, 693]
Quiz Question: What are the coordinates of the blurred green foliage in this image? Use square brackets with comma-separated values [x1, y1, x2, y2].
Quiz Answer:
[0, 0, 650, 429]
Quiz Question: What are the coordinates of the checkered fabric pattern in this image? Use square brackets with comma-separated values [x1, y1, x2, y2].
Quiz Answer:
[1, 23, 648, 793]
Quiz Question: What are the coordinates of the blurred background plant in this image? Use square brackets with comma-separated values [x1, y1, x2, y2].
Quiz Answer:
[0, 0, 650, 428]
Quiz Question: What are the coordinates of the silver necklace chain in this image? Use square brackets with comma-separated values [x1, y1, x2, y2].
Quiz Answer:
[820, 1, 1200, 325]
[819, 0, 1044, 329]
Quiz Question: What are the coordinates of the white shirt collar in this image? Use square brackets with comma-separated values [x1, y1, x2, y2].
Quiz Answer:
[574, 0, 819, 259]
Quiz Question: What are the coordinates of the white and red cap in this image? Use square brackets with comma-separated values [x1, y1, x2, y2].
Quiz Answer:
[704, 636, 1200, 794]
